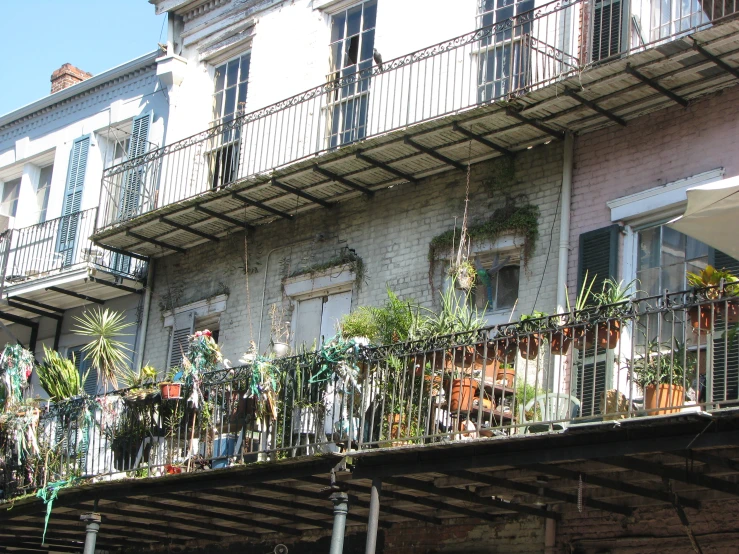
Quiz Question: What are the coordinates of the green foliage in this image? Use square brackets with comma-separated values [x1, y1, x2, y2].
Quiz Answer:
[484, 157, 517, 195]
[413, 284, 486, 339]
[592, 277, 638, 317]
[339, 307, 380, 342]
[37, 346, 85, 401]
[339, 288, 417, 345]
[687, 265, 739, 298]
[627, 339, 693, 389]
[73, 308, 133, 391]
[288, 250, 366, 290]
[518, 311, 548, 333]
[119, 364, 158, 390]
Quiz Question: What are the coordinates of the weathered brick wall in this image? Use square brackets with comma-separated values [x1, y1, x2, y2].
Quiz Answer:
[567, 86, 739, 292]
[143, 143, 564, 369]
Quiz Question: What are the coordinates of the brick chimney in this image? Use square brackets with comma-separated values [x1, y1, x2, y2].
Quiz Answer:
[50, 63, 93, 93]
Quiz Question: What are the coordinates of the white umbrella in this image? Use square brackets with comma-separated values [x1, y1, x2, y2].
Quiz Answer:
[667, 175, 739, 258]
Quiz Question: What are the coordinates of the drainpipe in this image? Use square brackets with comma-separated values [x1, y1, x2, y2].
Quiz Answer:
[365, 477, 381, 554]
[329, 491, 350, 554]
[544, 506, 557, 553]
[134, 262, 154, 370]
[80, 512, 101, 554]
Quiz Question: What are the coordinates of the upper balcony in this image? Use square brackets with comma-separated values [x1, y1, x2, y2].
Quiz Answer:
[0, 208, 147, 340]
[92, 0, 739, 258]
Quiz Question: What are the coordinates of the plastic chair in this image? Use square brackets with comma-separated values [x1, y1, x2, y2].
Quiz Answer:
[521, 393, 581, 433]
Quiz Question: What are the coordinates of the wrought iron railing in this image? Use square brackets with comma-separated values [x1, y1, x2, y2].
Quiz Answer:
[1, 208, 146, 289]
[3, 288, 738, 500]
[99, 0, 735, 228]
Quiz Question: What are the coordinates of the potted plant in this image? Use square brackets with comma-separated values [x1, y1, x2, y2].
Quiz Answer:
[269, 303, 290, 357]
[589, 278, 636, 350]
[570, 272, 597, 350]
[160, 367, 183, 400]
[339, 306, 379, 345]
[37, 345, 87, 402]
[119, 364, 158, 400]
[687, 266, 739, 333]
[629, 340, 692, 415]
[518, 311, 547, 359]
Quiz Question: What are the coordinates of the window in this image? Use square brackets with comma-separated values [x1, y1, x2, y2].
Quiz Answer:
[163, 295, 228, 369]
[210, 54, 250, 189]
[471, 252, 520, 312]
[69, 345, 96, 396]
[294, 291, 352, 349]
[327, 0, 377, 148]
[477, 0, 534, 102]
[592, 0, 623, 61]
[36, 165, 53, 223]
[650, 0, 710, 41]
[1, 178, 21, 218]
[57, 136, 89, 267]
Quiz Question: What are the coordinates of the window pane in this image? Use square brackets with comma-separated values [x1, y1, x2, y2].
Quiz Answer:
[239, 54, 251, 82]
[686, 236, 709, 261]
[661, 226, 685, 268]
[346, 5, 362, 37]
[638, 227, 660, 270]
[496, 265, 520, 309]
[214, 63, 226, 92]
[2, 178, 20, 217]
[226, 59, 239, 87]
[331, 12, 346, 43]
[37, 165, 53, 223]
[213, 91, 224, 119]
[224, 86, 237, 117]
[345, 36, 360, 66]
[363, 0, 377, 30]
[360, 29, 375, 62]
[237, 83, 248, 114]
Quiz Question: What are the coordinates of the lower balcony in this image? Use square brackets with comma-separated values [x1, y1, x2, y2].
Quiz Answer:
[0, 208, 147, 348]
[2, 291, 739, 551]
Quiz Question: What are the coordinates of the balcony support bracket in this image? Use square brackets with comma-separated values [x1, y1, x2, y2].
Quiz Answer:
[160, 217, 221, 242]
[10, 296, 65, 314]
[126, 230, 186, 254]
[625, 65, 688, 107]
[46, 286, 105, 305]
[88, 276, 143, 295]
[6, 300, 63, 321]
[692, 39, 739, 80]
[452, 123, 516, 157]
[271, 178, 335, 208]
[195, 206, 255, 230]
[356, 152, 418, 183]
[313, 165, 375, 196]
[91, 242, 149, 263]
[504, 108, 565, 140]
[231, 192, 293, 219]
[403, 137, 467, 171]
[564, 89, 627, 127]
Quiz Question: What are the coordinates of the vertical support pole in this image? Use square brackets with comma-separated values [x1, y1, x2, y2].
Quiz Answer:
[365, 477, 382, 554]
[329, 491, 350, 554]
[28, 323, 38, 355]
[53, 315, 63, 351]
[80, 512, 101, 554]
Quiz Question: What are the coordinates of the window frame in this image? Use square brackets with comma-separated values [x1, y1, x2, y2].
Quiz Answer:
[36, 164, 54, 223]
[1, 177, 21, 218]
[212, 52, 252, 125]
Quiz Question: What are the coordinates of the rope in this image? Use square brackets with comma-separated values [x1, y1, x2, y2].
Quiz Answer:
[455, 141, 473, 269]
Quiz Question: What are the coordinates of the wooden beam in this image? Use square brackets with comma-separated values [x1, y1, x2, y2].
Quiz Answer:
[45, 287, 105, 305]
[6, 301, 63, 321]
[379, 487, 502, 524]
[356, 152, 418, 183]
[385, 477, 559, 520]
[312, 165, 375, 196]
[563, 89, 627, 127]
[160, 217, 220, 242]
[126, 230, 186, 254]
[9, 297, 65, 314]
[692, 40, 739, 80]
[231, 192, 293, 219]
[525, 462, 701, 509]
[625, 65, 689, 107]
[91, 241, 149, 262]
[271, 178, 334, 209]
[403, 136, 467, 171]
[87, 277, 143, 295]
[672, 449, 739, 473]
[504, 108, 565, 140]
[48, 511, 195, 544]
[452, 123, 515, 157]
[444, 470, 632, 515]
[195, 205, 254, 230]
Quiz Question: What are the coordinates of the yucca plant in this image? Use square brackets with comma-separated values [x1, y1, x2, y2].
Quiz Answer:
[73, 308, 133, 391]
[37, 345, 87, 401]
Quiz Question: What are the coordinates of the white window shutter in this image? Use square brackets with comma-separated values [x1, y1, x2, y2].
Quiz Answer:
[168, 311, 195, 369]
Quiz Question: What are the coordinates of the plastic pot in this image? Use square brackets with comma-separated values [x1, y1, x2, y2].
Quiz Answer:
[160, 382, 182, 400]
[644, 383, 685, 415]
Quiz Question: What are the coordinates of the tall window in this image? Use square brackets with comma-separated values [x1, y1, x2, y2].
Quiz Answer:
[1, 178, 21, 218]
[36, 165, 53, 223]
[478, 0, 534, 102]
[471, 252, 520, 313]
[327, 0, 377, 148]
[210, 54, 251, 189]
[650, 0, 710, 41]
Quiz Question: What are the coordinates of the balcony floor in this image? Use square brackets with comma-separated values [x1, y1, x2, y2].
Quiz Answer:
[91, 19, 739, 259]
[2, 410, 739, 552]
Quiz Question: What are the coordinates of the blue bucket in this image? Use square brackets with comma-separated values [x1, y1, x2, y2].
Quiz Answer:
[212, 434, 236, 469]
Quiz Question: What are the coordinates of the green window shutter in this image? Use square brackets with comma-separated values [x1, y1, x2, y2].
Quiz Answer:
[577, 224, 620, 296]
[69, 346, 96, 396]
[574, 359, 607, 417]
[710, 248, 739, 404]
[57, 136, 90, 265]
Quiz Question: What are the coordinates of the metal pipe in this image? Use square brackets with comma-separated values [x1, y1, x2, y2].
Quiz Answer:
[556, 132, 573, 315]
[80, 512, 101, 554]
[544, 506, 556, 553]
[329, 491, 349, 554]
[134, 262, 154, 370]
[365, 477, 381, 554]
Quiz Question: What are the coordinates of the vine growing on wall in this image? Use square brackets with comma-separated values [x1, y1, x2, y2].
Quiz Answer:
[286, 249, 367, 291]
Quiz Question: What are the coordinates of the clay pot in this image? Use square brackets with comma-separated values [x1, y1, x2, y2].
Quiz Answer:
[495, 367, 516, 389]
[490, 338, 517, 364]
[644, 383, 685, 415]
[450, 378, 479, 412]
[550, 327, 573, 355]
[518, 334, 541, 360]
[387, 413, 407, 440]
[595, 320, 621, 350]
[727, 301, 739, 324]
[160, 383, 182, 400]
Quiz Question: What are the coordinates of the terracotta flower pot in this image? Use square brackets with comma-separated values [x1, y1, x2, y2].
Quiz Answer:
[160, 382, 182, 400]
[450, 378, 479, 412]
[518, 334, 541, 360]
[727, 301, 739, 324]
[595, 320, 621, 350]
[645, 383, 685, 415]
[480, 338, 518, 364]
[495, 367, 516, 388]
[550, 327, 573, 355]
[573, 325, 593, 350]
[387, 413, 407, 441]
[688, 305, 714, 334]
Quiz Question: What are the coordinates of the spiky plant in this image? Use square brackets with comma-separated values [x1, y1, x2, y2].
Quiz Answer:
[37, 345, 87, 401]
[73, 308, 133, 391]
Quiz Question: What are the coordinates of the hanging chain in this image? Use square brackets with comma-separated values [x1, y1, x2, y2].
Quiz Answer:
[578, 473, 583, 512]
[455, 141, 473, 268]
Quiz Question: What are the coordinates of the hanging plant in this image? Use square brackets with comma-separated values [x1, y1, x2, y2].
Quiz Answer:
[451, 259, 477, 291]
[0, 343, 35, 413]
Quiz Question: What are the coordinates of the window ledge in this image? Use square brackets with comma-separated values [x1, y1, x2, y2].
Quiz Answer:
[284, 264, 355, 299]
[162, 293, 228, 328]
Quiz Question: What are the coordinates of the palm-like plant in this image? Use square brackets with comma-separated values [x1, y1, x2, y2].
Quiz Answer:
[37, 345, 87, 401]
[73, 308, 133, 391]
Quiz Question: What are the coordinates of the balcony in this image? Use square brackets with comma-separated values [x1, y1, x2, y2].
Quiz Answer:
[3, 290, 739, 548]
[0, 208, 147, 339]
[93, 0, 739, 258]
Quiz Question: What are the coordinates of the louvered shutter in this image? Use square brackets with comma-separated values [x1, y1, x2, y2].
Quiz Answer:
[592, 0, 622, 62]
[577, 225, 619, 297]
[168, 312, 195, 369]
[69, 346, 97, 396]
[57, 136, 90, 266]
[711, 249, 739, 404]
[574, 359, 607, 417]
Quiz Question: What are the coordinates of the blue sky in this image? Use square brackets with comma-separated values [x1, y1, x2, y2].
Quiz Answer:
[0, 1, 166, 116]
